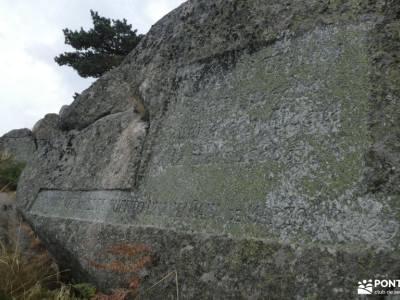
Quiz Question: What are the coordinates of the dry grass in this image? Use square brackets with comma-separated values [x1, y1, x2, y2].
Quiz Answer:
[0, 151, 12, 161]
[0, 240, 102, 299]
[0, 192, 99, 300]
[0, 227, 147, 300]
[0, 194, 63, 299]
[0, 241, 69, 299]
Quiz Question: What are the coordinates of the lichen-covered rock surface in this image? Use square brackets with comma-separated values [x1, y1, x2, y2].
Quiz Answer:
[17, 0, 400, 299]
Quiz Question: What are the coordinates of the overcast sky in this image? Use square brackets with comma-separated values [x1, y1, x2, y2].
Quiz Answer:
[0, 0, 185, 136]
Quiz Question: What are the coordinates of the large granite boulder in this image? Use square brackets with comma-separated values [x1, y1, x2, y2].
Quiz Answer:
[17, 0, 400, 298]
[0, 129, 36, 163]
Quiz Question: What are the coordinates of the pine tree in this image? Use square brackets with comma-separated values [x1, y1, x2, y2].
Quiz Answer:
[55, 10, 143, 78]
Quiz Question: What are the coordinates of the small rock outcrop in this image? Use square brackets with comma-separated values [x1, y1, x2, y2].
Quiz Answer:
[0, 129, 36, 163]
[16, 0, 400, 298]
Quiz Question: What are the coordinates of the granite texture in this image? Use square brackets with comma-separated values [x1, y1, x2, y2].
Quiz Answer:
[16, 0, 400, 298]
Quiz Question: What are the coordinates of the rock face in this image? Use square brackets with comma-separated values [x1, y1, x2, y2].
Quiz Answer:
[17, 0, 400, 298]
[0, 129, 36, 163]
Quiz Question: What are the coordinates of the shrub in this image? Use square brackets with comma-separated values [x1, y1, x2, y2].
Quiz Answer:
[71, 283, 96, 299]
[0, 153, 25, 191]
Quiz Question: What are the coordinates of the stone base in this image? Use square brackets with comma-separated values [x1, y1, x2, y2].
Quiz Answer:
[29, 215, 400, 299]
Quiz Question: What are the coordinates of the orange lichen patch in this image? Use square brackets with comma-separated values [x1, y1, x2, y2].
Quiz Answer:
[86, 260, 129, 273]
[91, 288, 131, 300]
[85, 243, 155, 275]
[128, 276, 140, 291]
[132, 255, 153, 272]
[86, 255, 153, 274]
[106, 244, 152, 257]
[29, 236, 42, 249]
[85, 243, 156, 297]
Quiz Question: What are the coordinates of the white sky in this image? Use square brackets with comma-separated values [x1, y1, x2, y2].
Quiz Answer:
[0, 0, 185, 136]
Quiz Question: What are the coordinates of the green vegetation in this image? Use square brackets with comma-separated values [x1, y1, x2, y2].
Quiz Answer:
[71, 284, 96, 299]
[55, 10, 143, 78]
[0, 153, 25, 191]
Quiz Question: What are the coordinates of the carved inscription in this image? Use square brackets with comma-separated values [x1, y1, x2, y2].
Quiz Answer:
[31, 190, 309, 227]
[39, 192, 307, 228]
[28, 190, 398, 244]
